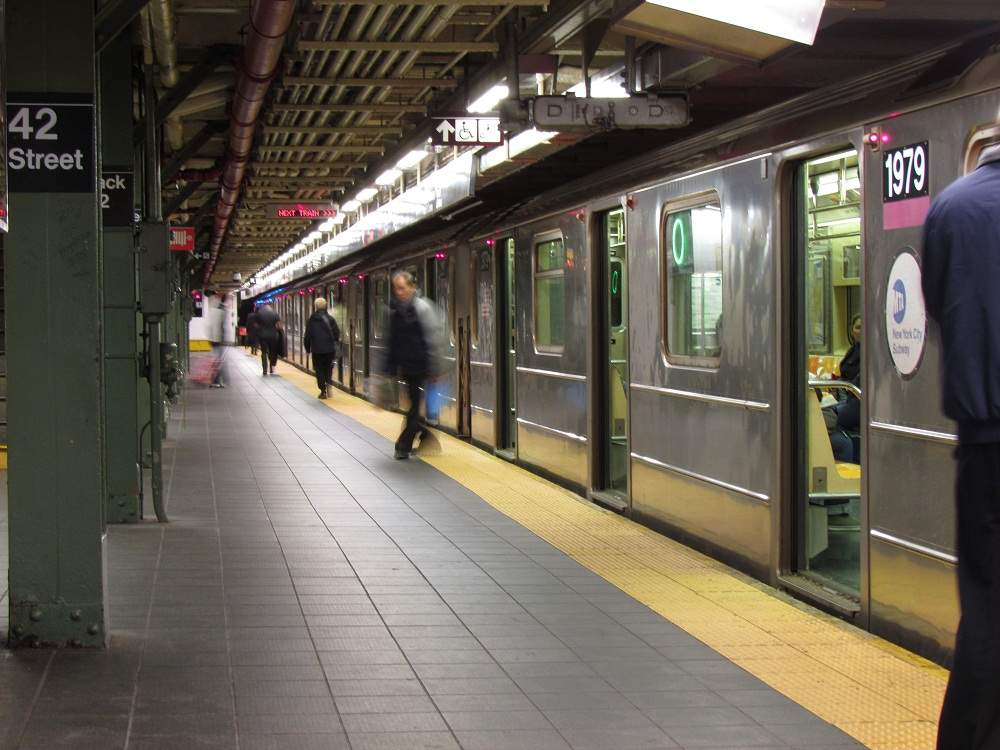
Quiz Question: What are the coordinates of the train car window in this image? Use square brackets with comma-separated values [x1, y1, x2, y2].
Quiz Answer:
[964, 124, 1000, 174]
[533, 234, 566, 353]
[663, 198, 723, 365]
[371, 272, 389, 339]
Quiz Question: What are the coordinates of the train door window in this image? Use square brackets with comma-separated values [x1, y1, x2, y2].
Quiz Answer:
[431, 254, 452, 342]
[964, 124, 1000, 174]
[796, 147, 863, 603]
[600, 209, 629, 499]
[371, 272, 389, 339]
[663, 196, 723, 366]
[533, 233, 565, 354]
[497, 238, 517, 455]
[474, 247, 493, 354]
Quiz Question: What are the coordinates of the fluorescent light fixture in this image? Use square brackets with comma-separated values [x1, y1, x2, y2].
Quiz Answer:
[396, 149, 427, 170]
[331, 212, 347, 225]
[643, 0, 825, 45]
[480, 128, 557, 172]
[468, 84, 509, 114]
[376, 168, 402, 186]
[341, 199, 360, 212]
[809, 150, 857, 167]
[816, 216, 861, 229]
[306, 231, 322, 242]
[567, 75, 629, 98]
[356, 187, 378, 202]
[319, 218, 337, 232]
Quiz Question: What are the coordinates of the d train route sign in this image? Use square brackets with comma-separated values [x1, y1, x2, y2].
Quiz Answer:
[885, 250, 926, 377]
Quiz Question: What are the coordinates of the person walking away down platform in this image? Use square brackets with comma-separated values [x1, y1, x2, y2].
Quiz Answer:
[922, 140, 1000, 750]
[208, 293, 227, 388]
[247, 307, 260, 355]
[385, 271, 444, 459]
[255, 304, 281, 376]
[304, 297, 340, 399]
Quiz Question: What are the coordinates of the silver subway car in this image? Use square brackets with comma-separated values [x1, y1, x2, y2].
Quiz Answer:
[266, 51, 1000, 664]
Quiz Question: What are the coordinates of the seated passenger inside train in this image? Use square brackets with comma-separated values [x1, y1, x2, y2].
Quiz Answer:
[826, 314, 861, 464]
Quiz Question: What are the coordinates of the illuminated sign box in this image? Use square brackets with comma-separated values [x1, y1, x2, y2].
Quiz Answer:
[266, 202, 338, 220]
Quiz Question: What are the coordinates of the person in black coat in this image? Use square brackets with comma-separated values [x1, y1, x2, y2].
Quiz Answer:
[385, 271, 443, 459]
[255, 304, 281, 375]
[923, 141, 1000, 750]
[303, 297, 340, 399]
[838, 314, 862, 384]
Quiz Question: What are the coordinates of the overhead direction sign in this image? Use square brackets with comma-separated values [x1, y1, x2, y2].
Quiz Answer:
[7, 94, 95, 192]
[530, 95, 689, 131]
[431, 115, 504, 147]
[265, 202, 338, 219]
[169, 226, 195, 252]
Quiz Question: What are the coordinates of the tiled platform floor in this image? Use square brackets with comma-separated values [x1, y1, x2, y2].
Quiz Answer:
[0, 353, 863, 749]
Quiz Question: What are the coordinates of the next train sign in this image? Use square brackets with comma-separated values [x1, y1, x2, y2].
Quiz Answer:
[6, 94, 95, 193]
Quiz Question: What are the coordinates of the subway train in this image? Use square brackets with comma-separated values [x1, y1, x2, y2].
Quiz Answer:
[251, 46, 1000, 665]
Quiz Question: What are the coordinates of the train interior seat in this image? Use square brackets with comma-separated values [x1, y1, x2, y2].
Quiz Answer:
[805, 393, 861, 558]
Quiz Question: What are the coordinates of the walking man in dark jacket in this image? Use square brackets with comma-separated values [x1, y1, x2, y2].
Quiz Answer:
[255, 304, 281, 376]
[922, 142, 1000, 750]
[304, 297, 340, 399]
[385, 271, 442, 459]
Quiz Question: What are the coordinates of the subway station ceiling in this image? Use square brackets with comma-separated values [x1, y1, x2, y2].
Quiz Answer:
[151, 0, 1000, 288]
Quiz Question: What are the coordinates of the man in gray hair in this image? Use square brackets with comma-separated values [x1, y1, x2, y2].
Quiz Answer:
[304, 296, 340, 399]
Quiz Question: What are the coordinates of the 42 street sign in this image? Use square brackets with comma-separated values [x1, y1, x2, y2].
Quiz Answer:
[431, 115, 503, 147]
[7, 94, 95, 193]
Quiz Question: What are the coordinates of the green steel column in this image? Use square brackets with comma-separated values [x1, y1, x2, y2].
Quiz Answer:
[100, 33, 140, 524]
[6, 0, 107, 646]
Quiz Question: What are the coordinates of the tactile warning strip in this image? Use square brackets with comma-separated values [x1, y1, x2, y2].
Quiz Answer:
[268, 355, 948, 750]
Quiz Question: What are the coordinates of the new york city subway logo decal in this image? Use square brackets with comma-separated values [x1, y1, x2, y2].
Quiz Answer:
[884, 250, 926, 377]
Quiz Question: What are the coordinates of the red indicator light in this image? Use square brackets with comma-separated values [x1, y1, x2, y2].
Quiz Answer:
[338, 277, 348, 285]
[485, 238, 496, 247]
[434, 251, 448, 260]
[881, 133, 891, 144]
[357, 273, 366, 280]
[308, 287, 315, 293]
[869, 132, 879, 143]
[298, 290, 305, 296]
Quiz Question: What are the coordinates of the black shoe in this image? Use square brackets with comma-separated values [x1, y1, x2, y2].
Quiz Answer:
[394, 448, 409, 460]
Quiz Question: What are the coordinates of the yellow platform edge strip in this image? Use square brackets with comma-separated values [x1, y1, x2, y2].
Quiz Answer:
[189, 340, 212, 352]
[262, 353, 947, 750]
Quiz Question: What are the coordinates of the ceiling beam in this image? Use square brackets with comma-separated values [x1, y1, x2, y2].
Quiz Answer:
[282, 76, 459, 89]
[298, 40, 499, 53]
[258, 144, 385, 154]
[261, 125, 404, 135]
[312, 0, 547, 5]
[272, 103, 426, 114]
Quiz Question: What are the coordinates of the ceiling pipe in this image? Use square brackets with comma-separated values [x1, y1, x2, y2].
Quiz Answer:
[145, 0, 186, 151]
[203, 0, 296, 284]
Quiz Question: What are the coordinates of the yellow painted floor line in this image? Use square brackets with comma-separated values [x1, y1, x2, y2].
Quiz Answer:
[261, 352, 948, 750]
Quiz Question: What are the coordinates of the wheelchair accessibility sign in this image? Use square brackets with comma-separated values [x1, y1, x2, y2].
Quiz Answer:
[885, 249, 926, 377]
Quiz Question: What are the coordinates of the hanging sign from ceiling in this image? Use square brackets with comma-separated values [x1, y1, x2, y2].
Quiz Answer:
[265, 202, 338, 219]
[431, 115, 504, 147]
[7, 94, 95, 193]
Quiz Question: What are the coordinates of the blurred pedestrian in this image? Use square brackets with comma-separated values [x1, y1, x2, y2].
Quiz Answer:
[247, 307, 260, 355]
[923, 139, 1000, 750]
[385, 271, 443, 459]
[256, 304, 281, 376]
[304, 297, 340, 399]
[208, 292, 226, 388]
